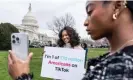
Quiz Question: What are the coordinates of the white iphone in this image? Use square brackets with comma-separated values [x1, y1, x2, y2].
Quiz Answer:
[11, 33, 29, 60]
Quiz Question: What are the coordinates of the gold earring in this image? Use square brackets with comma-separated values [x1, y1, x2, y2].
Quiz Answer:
[123, 0, 127, 8]
[113, 14, 117, 20]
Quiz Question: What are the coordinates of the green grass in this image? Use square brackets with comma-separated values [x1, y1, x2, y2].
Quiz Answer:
[88, 48, 108, 58]
[0, 48, 108, 80]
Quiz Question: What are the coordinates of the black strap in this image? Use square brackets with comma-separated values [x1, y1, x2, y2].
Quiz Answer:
[15, 73, 33, 80]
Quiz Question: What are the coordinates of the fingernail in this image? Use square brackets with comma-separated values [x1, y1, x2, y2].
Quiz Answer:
[8, 50, 11, 53]
[30, 52, 33, 55]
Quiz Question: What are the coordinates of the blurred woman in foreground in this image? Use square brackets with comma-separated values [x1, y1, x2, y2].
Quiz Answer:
[83, 1, 133, 80]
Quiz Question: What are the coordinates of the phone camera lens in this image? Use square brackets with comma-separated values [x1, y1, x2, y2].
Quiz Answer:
[12, 35, 15, 38]
[12, 40, 16, 44]
[16, 37, 19, 41]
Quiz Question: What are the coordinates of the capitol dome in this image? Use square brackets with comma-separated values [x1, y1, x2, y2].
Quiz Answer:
[22, 3, 38, 27]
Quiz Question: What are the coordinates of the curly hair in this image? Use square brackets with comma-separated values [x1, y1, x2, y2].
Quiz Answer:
[57, 26, 80, 48]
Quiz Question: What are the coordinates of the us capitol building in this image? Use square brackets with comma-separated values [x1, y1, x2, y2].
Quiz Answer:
[14, 4, 57, 46]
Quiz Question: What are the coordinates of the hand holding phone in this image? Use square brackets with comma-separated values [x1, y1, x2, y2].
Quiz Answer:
[8, 50, 33, 80]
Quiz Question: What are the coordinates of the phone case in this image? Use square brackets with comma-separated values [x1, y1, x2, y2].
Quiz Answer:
[11, 33, 29, 60]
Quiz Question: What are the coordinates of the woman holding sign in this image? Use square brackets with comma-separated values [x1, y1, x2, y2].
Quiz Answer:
[54, 27, 83, 80]
[8, 0, 133, 80]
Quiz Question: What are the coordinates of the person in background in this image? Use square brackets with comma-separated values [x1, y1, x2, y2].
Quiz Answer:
[8, 0, 133, 80]
[57, 26, 83, 49]
[81, 43, 88, 68]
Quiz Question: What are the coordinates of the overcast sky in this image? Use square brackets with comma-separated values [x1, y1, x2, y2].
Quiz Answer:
[0, 0, 92, 40]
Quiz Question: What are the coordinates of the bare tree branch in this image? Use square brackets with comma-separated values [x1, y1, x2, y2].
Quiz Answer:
[47, 13, 75, 35]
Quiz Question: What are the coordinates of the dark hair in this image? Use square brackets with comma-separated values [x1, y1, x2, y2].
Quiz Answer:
[57, 26, 80, 48]
[81, 43, 88, 49]
[103, 1, 111, 4]
[126, 1, 133, 19]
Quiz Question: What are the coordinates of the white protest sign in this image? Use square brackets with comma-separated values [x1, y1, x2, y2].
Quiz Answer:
[41, 47, 86, 80]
